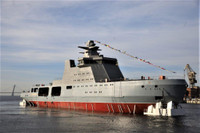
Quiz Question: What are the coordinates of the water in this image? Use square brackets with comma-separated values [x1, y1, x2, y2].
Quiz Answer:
[0, 96, 200, 133]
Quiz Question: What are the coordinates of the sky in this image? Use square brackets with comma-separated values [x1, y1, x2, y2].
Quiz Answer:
[1, 0, 199, 92]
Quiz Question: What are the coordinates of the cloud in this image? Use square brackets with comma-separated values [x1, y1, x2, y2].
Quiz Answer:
[1, 0, 199, 91]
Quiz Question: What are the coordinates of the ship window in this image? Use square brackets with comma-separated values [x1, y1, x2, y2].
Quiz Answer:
[86, 79, 89, 81]
[82, 79, 84, 81]
[141, 85, 144, 88]
[38, 87, 49, 96]
[51, 87, 61, 96]
[34, 88, 38, 92]
[85, 91, 88, 93]
[77, 86, 79, 88]
[73, 86, 75, 88]
[90, 78, 93, 80]
[31, 88, 34, 92]
[90, 85, 93, 87]
[86, 72, 89, 74]
[99, 84, 103, 86]
[104, 84, 108, 86]
[66, 86, 72, 89]
[77, 79, 80, 81]
[84, 60, 97, 64]
[94, 85, 97, 87]
[78, 73, 81, 75]
[94, 91, 97, 93]
[99, 91, 102, 93]
[81, 85, 84, 87]
[89, 91, 92, 93]
[82, 73, 85, 75]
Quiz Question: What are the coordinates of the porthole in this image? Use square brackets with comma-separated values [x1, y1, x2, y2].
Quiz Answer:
[141, 85, 144, 88]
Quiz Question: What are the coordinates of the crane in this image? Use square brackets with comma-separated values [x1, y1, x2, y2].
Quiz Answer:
[184, 64, 197, 88]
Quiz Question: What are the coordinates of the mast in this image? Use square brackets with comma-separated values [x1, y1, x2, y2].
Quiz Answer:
[77, 40, 124, 82]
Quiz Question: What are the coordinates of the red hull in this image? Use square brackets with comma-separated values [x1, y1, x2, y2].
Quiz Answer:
[29, 101, 153, 114]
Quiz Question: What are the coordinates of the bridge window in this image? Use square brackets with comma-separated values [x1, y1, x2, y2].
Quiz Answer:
[38, 87, 49, 96]
[66, 86, 72, 89]
[51, 87, 61, 96]
[84, 60, 97, 64]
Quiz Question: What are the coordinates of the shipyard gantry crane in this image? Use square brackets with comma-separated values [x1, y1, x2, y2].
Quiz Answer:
[184, 64, 197, 88]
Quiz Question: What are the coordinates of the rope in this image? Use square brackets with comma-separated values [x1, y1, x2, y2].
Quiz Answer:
[94, 40, 176, 74]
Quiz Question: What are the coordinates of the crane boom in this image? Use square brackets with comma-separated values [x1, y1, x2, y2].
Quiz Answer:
[184, 64, 197, 87]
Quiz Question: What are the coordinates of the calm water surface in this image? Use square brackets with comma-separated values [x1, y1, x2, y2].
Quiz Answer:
[0, 96, 200, 133]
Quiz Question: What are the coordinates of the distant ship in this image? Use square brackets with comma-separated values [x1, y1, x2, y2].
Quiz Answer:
[20, 40, 187, 114]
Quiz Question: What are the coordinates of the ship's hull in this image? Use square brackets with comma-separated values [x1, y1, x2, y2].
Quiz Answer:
[27, 101, 153, 114]
[21, 79, 187, 114]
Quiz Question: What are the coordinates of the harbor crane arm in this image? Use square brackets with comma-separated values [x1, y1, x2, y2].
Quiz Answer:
[184, 64, 197, 87]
